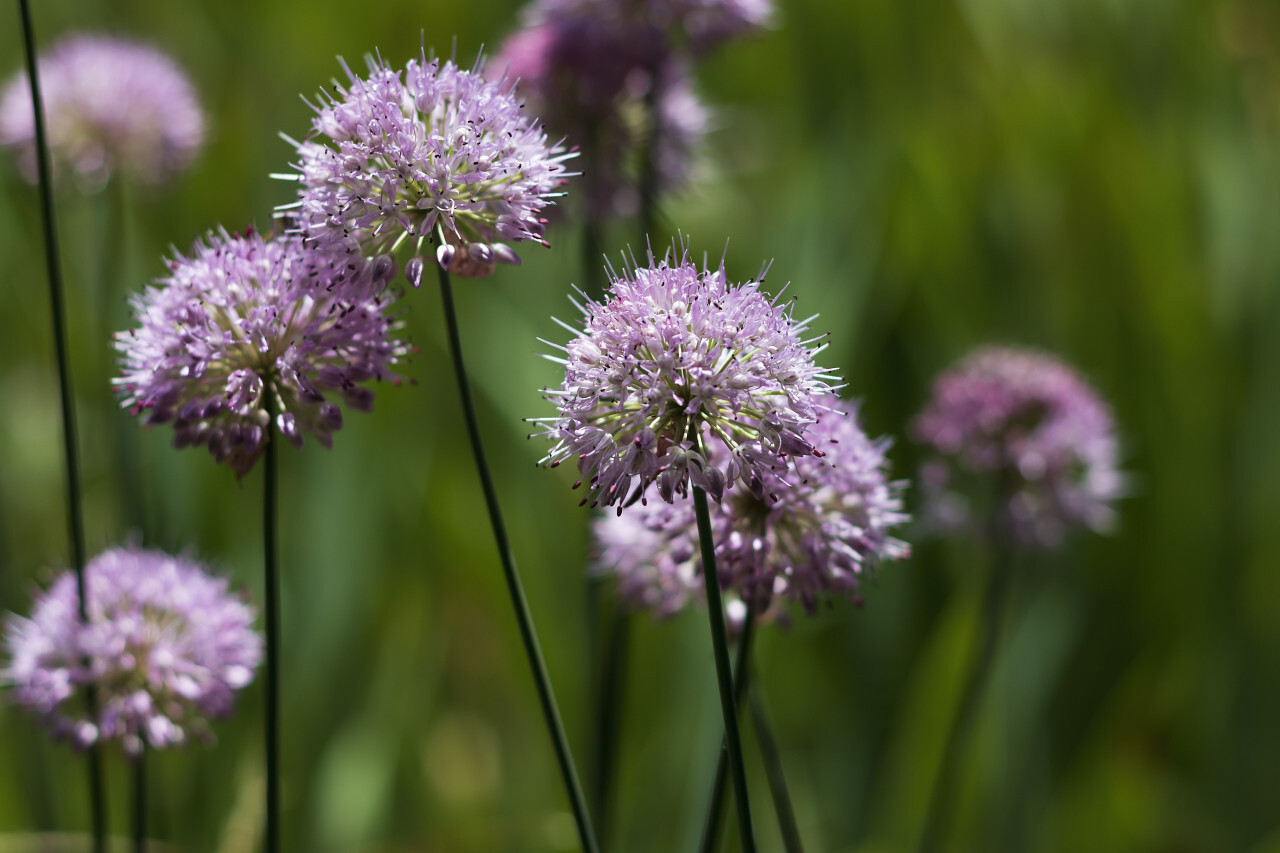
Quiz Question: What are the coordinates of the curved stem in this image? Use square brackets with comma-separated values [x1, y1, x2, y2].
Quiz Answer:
[436, 265, 600, 853]
[263, 393, 281, 853]
[691, 479, 756, 853]
[748, 676, 804, 853]
[698, 613, 755, 853]
[914, 544, 1014, 853]
[16, 2, 105, 848]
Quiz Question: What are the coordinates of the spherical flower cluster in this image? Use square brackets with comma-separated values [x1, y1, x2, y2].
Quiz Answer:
[281, 51, 576, 278]
[115, 228, 407, 477]
[595, 399, 910, 617]
[912, 346, 1125, 548]
[526, 0, 773, 53]
[494, 28, 709, 220]
[4, 547, 261, 754]
[0, 34, 204, 190]
[537, 249, 838, 509]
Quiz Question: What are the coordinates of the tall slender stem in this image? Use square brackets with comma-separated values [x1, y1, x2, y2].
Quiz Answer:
[263, 393, 281, 853]
[436, 265, 600, 853]
[914, 544, 1014, 853]
[691, 479, 756, 853]
[588, 602, 629, 842]
[637, 72, 661, 251]
[133, 743, 147, 853]
[15, 2, 105, 848]
[748, 677, 804, 853]
[698, 613, 755, 853]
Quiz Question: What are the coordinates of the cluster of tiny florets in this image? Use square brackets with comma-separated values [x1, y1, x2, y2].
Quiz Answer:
[115, 228, 407, 477]
[537, 250, 838, 509]
[912, 346, 1125, 548]
[4, 547, 261, 755]
[595, 398, 909, 617]
[0, 34, 203, 190]
[282, 51, 576, 278]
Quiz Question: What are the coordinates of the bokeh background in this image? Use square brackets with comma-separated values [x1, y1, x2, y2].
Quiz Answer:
[2, 0, 1280, 850]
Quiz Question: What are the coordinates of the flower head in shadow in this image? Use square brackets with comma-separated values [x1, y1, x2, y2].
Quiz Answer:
[594, 398, 909, 618]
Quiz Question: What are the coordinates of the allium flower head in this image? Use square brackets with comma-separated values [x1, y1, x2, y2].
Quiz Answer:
[527, 0, 773, 53]
[281, 49, 576, 278]
[0, 34, 204, 190]
[537, 247, 838, 509]
[4, 547, 261, 755]
[494, 29, 709, 220]
[115, 228, 407, 477]
[912, 346, 1125, 548]
[595, 398, 910, 617]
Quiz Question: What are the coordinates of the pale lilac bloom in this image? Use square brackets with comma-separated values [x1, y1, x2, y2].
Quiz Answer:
[595, 398, 910, 617]
[913, 346, 1125, 548]
[0, 34, 203, 190]
[115, 228, 407, 477]
[4, 547, 261, 754]
[537, 247, 838, 510]
[280, 50, 576, 278]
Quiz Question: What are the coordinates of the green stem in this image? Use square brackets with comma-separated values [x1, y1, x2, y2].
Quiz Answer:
[697, 612, 755, 853]
[637, 72, 662, 252]
[15, 2, 105, 848]
[436, 264, 600, 853]
[914, 543, 1014, 853]
[263, 393, 281, 853]
[691, 477, 757, 853]
[133, 742, 147, 853]
[748, 676, 804, 853]
[589, 601, 630, 843]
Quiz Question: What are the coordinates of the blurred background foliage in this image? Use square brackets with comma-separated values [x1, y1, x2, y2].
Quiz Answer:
[2, 0, 1279, 850]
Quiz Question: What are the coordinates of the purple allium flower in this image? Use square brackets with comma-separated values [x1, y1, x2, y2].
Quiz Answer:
[3, 547, 261, 755]
[595, 398, 910, 617]
[536, 247, 838, 510]
[912, 346, 1125, 548]
[0, 34, 204, 190]
[115, 228, 407, 477]
[493, 29, 709, 220]
[279, 50, 576, 278]
[527, 0, 773, 53]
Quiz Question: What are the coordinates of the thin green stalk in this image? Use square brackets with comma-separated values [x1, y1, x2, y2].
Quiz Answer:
[697, 613, 755, 853]
[588, 602, 630, 842]
[748, 676, 804, 853]
[133, 743, 147, 853]
[637, 73, 661, 251]
[691, 476, 757, 853]
[16, 2, 105, 848]
[436, 264, 600, 853]
[914, 543, 1014, 853]
[263, 392, 281, 853]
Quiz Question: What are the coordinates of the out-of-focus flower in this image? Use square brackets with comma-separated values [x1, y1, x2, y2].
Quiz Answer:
[4, 547, 261, 755]
[527, 0, 773, 54]
[115, 228, 407, 477]
[280, 50, 576, 279]
[0, 34, 204, 190]
[536, 247, 838, 509]
[912, 346, 1125, 548]
[595, 398, 910, 617]
[494, 28, 709, 220]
